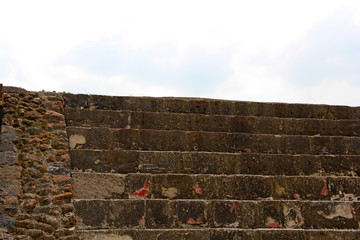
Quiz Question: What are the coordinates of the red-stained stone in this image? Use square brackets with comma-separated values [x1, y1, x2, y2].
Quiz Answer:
[30, 137, 41, 143]
[132, 180, 150, 198]
[186, 217, 203, 225]
[194, 183, 203, 195]
[293, 193, 301, 199]
[52, 175, 71, 184]
[40, 144, 52, 151]
[62, 184, 73, 192]
[52, 192, 72, 201]
[43, 111, 65, 123]
[231, 202, 236, 211]
[321, 185, 329, 196]
[267, 220, 281, 228]
[24, 199, 37, 210]
[139, 216, 145, 226]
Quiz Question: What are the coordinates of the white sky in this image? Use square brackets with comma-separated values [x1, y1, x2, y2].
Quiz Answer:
[1, 0, 360, 106]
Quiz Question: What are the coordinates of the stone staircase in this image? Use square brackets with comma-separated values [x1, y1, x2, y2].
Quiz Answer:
[63, 94, 360, 240]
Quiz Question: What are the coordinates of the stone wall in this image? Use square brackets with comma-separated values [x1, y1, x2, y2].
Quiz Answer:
[0, 86, 77, 240]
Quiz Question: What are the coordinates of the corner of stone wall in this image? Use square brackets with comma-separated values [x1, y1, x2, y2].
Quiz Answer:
[0, 86, 78, 240]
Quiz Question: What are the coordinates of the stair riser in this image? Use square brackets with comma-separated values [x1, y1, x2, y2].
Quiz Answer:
[67, 128, 360, 155]
[74, 200, 360, 230]
[78, 229, 360, 240]
[70, 150, 360, 176]
[72, 173, 360, 201]
[64, 108, 360, 136]
[63, 94, 360, 119]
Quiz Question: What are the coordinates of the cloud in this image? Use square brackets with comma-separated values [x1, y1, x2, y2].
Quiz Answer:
[284, 9, 360, 87]
[1, 1, 360, 106]
[55, 40, 232, 96]
[211, 7, 360, 106]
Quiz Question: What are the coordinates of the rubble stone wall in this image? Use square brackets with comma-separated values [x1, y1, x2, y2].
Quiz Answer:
[0, 87, 77, 240]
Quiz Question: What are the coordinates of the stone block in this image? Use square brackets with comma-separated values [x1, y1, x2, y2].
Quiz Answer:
[72, 172, 125, 199]
[70, 149, 138, 173]
[145, 200, 175, 229]
[126, 174, 151, 199]
[175, 200, 207, 228]
[0, 126, 18, 142]
[0, 165, 22, 179]
[0, 152, 18, 165]
[74, 200, 144, 229]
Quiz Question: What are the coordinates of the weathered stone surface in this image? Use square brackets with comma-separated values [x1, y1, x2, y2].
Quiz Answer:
[0, 165, 22, 179]
[63, 93, 360, 119]
[1, 125, 18, 142]
[74, 200, 145, 229]
[145, 200, 175, 229]
[69, 149, 138, 173]
[0, 179, 22, 196]
[74, 199, 360, 230]
[0, 152, 18, 165]
[25, 92, 360, 239]
[72, 172, 125, 199]
[65, 108, 360, 136]
[0, 215, 15, 228]
[66, 127, 360, 155]
[48, 163, 71, 176]
[1, 88, 77, 239]
[0, 229, 15, 240]
[126, 174, 151, 199]
[77, 229, 360, 240]
[71, 172, 360, 201]
[70, 149, 359, 176]
[0, 139, 16, 152]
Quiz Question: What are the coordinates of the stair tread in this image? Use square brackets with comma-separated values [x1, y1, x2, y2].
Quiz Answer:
[66, 127, 360, 155]
[74, 199, 360, 230]
[64, 107, 360, 136]
[72, 172, 360, 201]
[77, 229, 360, 240]
[66, 125, 360, 137]
[63, 93, 360, 119]
[69, 149, 360, 176]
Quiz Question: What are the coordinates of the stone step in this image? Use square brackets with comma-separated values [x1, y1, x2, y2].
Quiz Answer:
[78, 229, 360, 240]
[74, 199, 360, 230]
[72, 172, 360, 201]
[66, 127, 360, 155]
[70, 149, 360, 176]
[63, 93, 360, 119]
[64, 108, 360, 136]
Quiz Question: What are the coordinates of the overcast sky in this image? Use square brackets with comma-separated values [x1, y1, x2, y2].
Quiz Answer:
[1, 0, 360, 106]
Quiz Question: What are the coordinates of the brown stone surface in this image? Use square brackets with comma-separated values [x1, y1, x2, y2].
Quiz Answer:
[0, 88, 77, 239]
[74, 200, 145, 229]
[3, 90, 360, 238]
[72, 172, 125, 199]
[66, 127, 360, 155]
[77, 229, 360, 240]
[65, 108, 360, 136]
[70, 149, 359, 176]
[74, 199, 360, 230]
[63, 93, 360, 119]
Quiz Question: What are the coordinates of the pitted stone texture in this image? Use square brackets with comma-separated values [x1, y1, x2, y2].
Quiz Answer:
[0, 152, 18, 165]
[70, 149, 360, 176]
[77, 229, 360, 240]
[63, 94, 360, 119]
[71, 173, 360, 201]
[74, 200, 145, 230]
[64, 93, 360, 239]
[72, 172, 125, 199]
[65, 108, 360, 136]
[1, 125, 18, 142]
[74, 199, 360, 230]
[66, 127, 360, 155]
